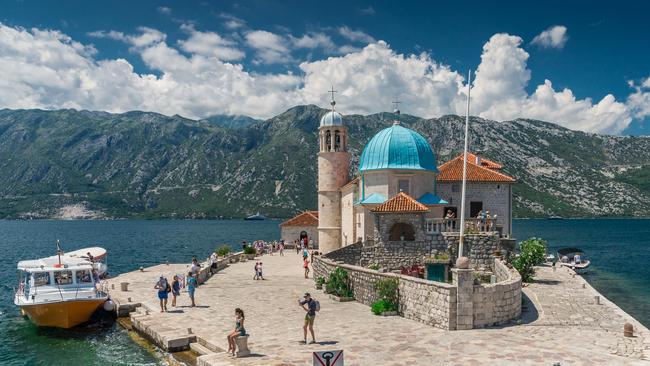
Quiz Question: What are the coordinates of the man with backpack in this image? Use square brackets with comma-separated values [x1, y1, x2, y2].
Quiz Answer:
[299, 292, 319, 344]
[154, 275, 171, 312]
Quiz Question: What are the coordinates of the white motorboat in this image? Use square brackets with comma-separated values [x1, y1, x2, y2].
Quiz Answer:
[557, 247, 590, 273]
[14, 242, 111, 328]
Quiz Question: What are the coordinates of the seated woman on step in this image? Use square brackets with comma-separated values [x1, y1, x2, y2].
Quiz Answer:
[226, 308, 246, 356]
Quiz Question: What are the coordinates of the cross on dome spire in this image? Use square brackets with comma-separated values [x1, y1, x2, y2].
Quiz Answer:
[328, 85, 337, 111]
[392, 96, 401, 125]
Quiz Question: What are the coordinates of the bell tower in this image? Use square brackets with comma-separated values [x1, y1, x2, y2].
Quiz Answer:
[317, 87, 350, 254]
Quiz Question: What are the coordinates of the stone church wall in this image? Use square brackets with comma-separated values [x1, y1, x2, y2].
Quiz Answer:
[443, 233, 501, 270]
[359, 213, 447, 269]
[437, 182, 512, 236]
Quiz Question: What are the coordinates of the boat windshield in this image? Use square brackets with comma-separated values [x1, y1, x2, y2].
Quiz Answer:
[32, 272, 50, 286]
[75, 269, 93, 284]
[54, 270, 73, 285]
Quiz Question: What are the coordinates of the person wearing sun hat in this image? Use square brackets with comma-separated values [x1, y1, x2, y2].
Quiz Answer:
[299, 292, 319, 344]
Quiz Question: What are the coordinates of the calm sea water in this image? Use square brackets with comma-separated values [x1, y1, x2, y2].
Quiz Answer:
[514, 218, 650, 327]
[0, 219, 282, 366]
[0, 218, 648, 365]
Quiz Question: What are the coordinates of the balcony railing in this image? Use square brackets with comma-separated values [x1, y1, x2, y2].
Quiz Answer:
[425, 218, 500, 234]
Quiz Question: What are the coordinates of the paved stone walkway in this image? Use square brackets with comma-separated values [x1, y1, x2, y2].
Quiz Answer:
[107, 254, 650, 365]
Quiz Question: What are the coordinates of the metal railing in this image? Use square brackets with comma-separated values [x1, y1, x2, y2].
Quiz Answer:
[425, 218, 500, 234]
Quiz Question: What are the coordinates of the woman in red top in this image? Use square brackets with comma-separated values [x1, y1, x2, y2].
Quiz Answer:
[303, 257, 310, 279]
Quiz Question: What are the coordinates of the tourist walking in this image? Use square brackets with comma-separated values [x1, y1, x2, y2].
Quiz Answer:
[187, 272, 197, 307]
[303, 257, 310, 279]
[299, 293, 318, 344]
[154, 275, 170, 312]
[171, 275, 181, 307]
[191, 257, 201, 277]
[226, 308, 246, 357]
[295, 240, 300, 254]
[279, 240, 285, 256]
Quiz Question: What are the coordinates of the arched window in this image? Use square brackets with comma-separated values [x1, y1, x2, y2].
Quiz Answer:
[334, 130, 341, 151]
[389, 223, 415, 241]
[325, 130, 332, 151]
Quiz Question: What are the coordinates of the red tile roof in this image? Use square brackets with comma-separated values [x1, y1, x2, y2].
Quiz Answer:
[436, 154, 515, 183]
[371, 192, 429, 213]
[280, 211, 319, 227]
[465, 152, 503, 169]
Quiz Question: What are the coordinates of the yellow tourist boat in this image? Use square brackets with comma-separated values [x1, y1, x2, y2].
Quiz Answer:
[14, 243, 110, 328]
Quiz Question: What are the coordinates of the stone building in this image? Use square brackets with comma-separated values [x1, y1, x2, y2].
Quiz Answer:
[279, 211, 318, 247]
[280, 98, 515, 253]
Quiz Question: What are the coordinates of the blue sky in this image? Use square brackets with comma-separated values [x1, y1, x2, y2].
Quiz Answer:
[1, 0, 649, 135]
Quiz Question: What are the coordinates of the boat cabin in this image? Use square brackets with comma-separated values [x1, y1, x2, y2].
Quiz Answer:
[16, 260, 102, 305]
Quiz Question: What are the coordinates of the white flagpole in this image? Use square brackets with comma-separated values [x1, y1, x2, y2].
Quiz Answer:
[458, 69, 471, 260]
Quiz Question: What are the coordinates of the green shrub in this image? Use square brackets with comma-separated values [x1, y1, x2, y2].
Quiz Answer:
[315, 276, 325, 286]
[216, 245, 232, 257]
[371, 299, 397, 315]
[375, 278, 398, 305]
[367, 264, 380, 270]
[371, 278, 399, 315]
[512, 237, 547, 282]
[325, 268, 353, 297]
[243, 246, 256, 255]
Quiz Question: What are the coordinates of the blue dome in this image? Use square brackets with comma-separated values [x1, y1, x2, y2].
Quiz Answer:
[320, 111, 343, 127]
[359, 124, 438, 172]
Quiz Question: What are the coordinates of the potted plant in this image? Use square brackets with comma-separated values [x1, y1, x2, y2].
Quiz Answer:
[371, 278, 399, 316]
[325, 268, 354, 302]
[315, 276, 325, 290]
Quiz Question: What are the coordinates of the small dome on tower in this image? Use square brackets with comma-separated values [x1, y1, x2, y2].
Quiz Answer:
[320, 111, 343, 127]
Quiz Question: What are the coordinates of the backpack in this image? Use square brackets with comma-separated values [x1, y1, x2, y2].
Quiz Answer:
[314, 300, 320, 312]
[163, 279, 171, 293]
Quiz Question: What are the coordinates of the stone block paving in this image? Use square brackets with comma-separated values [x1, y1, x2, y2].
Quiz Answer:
[107, 255, 650, 365]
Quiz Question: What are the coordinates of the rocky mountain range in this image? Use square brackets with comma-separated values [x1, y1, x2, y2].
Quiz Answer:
[1, 105, 649, 219]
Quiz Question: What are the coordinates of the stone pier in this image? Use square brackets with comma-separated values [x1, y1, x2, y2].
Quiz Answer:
[105, 252, 650, 365]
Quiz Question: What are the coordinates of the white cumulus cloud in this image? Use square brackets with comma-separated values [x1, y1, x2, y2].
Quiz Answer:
[627, 76, 650, 120]
[245, 30, 290, 64]
[0, 23, 643, 134]
[338, 26, 375, 44]
[531, 25, 568, 49]
[177, 24, 244, 61]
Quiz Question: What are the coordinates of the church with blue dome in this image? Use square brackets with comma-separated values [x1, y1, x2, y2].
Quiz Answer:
[282, 94, 515, 255]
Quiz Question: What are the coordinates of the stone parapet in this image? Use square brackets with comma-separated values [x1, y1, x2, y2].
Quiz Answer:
[314, 249, 522, 331]
[472, 258, 522, 328]
[313, 256, 457, 330]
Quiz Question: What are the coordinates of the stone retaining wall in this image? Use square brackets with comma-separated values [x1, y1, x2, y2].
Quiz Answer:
[313, 256, 457, 330]
[314, 253, 522, 330]
[323, 242, 362, 264]
[472, 258, 522, 328]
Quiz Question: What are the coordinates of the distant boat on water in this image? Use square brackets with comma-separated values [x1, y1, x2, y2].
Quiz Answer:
[557, 247, 590, 273]
[548, 215, 563, 220]
[245, 212, 266, 221]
